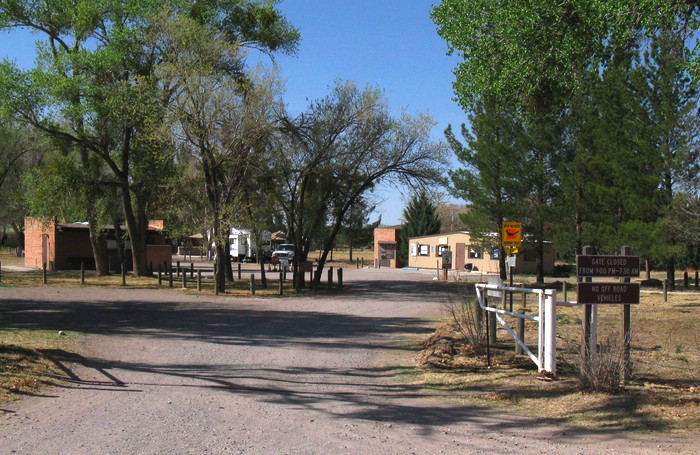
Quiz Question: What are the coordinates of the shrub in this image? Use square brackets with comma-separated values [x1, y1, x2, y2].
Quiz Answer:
[443, 282, 486, 347]
[576, 334, 630, 394]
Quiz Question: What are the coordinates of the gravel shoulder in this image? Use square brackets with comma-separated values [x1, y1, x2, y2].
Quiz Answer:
[0, 268, 696, 454]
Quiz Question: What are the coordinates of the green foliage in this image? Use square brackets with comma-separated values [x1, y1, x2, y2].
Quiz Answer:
[432, 0, 686, 108]
[398, 191, 442, 266]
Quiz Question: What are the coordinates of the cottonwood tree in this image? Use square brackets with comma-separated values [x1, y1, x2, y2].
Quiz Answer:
[0, 120, 45, 252]
[273, 81, 447, 286]
[167, 30, 286, 291]
[0, 0, 298, 275]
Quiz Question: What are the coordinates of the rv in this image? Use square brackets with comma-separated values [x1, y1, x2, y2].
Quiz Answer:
[229, 228, 271, 262]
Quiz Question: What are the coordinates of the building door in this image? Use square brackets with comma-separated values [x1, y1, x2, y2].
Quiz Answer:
[379, 243, 396, 268]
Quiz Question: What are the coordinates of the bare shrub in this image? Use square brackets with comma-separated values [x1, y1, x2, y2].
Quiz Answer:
[443, 281, 485, 347]
[576, 334, 630, 394]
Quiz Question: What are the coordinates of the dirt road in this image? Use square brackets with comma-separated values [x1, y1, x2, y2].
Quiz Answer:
[0, 268, 695, 454]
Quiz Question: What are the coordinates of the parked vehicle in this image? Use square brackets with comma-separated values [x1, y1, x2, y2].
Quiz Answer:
[229, 228, 271, 262]
[271, 243, 295, 260]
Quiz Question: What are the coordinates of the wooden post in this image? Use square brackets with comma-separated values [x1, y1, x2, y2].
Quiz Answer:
[182, 269, 187, 289]
[621, 245, 633, 382]
[338, 268, 343, 286]
[563, 281, 568, 301]
[695, 270, 699, 288]
[683, 271, 689, 289]
[197, 270, 202, 292]
[250, 274, 256, 295]
[214, 261, 219, 295]
[581, 245, 594, 360]
[279, 271, 284, 295]
[663, 279, 668, 302]
[108, 256, 112, 274]
[158, 265, 162, 285]
[238, 263, 242, 280]
[0, 260, 2, 284]
[176, 261, 181, 277]
[80, 262, 85, 285]
[169, 267, 173, 288]
[521, 284, 527, 309]
[328, 266, 333, 285]
[260, 261, 267, 289]
[121, 266, 126, 286]
[190, 263, 194, 279]
[43, 262, 47, 284]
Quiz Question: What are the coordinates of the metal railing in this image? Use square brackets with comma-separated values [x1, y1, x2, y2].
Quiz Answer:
[475, 283, 557, 375]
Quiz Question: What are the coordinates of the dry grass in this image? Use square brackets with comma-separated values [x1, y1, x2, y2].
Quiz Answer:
[413, 288, 700, 434]
[0, 329, 80, 404]
[309, 248, 374, 265]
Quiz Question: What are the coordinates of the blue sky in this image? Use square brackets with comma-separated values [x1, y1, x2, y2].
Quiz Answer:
[0, 0, 467, 225]
[265, 1, 466, 224]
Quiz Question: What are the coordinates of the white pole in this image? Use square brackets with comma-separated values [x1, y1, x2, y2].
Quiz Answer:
[543, 289, 557, 375]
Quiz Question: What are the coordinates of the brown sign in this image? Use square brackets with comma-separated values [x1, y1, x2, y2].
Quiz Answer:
[576, 255, 640, 277]
[577, 282, 640, 305]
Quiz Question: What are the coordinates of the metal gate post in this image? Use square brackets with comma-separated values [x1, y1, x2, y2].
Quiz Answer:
[543, 289, 557, 375]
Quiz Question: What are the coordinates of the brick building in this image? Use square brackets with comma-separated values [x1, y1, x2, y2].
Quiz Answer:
[373, 226, 401, 268]
[24, 217, 172, 271]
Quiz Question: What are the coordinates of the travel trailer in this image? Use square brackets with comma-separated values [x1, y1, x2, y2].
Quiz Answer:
[228, 228, 271, 262]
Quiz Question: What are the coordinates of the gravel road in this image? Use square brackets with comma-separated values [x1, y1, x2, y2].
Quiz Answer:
[0, 268, 695, 454]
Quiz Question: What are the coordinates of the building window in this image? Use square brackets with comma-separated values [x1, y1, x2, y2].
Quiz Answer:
[411, 243, 418, 256]
[419, 244, 429, 256]
[468, 247, 482, 259]
[492, 248, 500, 260]
[437, 245, 449, 257]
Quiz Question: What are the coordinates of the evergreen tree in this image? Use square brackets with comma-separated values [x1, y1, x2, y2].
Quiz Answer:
[398, 192, 442, 267]
[447, 97, 527, 279]
[642, 26, 699, 289]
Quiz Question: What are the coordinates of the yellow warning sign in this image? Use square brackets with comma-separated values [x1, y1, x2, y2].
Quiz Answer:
[502, 222, 522, 247]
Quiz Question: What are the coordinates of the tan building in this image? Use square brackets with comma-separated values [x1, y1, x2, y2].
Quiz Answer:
[407, 231, 554, 275]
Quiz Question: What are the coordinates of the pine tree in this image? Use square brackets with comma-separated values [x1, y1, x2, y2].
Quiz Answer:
[398, 192, 441, 266]
[447, 97, 527, 278]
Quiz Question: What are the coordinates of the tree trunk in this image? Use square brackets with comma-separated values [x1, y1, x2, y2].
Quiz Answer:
[86, 195, 109, 276]
[667, 256, 675, 291]
[121, 189, 150, 276]
[87, 221, 109, 276]
[348, 245, 353, 263]
[215, 243, 227, 293]
[646, 257, 651, 280]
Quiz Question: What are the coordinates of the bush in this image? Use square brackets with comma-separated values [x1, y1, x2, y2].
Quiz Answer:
[576, 334, 629, 394]
[443, 282, 486, 347]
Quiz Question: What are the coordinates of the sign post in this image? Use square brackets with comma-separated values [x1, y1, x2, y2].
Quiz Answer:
[502, 222, 522, 313]
[576, 247, 640, 375]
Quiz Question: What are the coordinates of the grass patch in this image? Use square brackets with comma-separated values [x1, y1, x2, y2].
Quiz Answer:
[0, 329, 81, 404]
[410, 289, 700, 434]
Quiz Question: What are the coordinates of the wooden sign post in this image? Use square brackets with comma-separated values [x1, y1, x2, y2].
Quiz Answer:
[576, 246, 639, 380]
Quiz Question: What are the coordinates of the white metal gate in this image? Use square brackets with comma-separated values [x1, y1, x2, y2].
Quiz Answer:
[475, 283, 557, 375]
